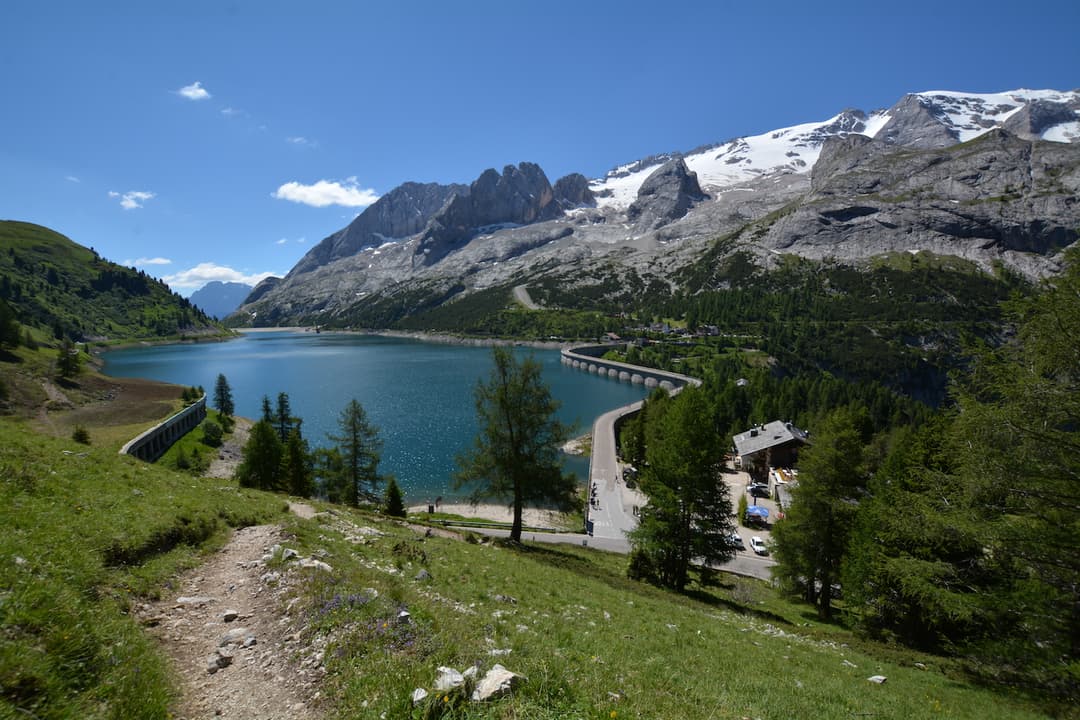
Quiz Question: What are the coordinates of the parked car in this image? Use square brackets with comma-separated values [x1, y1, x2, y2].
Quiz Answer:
[727, 532, 745, 550]
[749, 483, 770, 499]
[749, 536, 769, 555]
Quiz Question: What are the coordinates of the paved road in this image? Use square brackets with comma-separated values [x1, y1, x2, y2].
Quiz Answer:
[512, 284, 540, 309]
[586, 400, 644, 541]
[462, 526, 774, 580]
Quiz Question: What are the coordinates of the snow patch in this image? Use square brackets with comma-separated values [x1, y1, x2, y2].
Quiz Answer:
[1044, 120, 1080, 143]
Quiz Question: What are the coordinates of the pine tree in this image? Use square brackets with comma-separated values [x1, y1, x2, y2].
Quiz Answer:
[384, 476, 406, 518]
[55, 338, 81, 380]
[454, 347, 576, 543]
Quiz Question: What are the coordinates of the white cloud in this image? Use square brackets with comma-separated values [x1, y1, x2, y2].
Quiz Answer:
[162, 263, 278, 293]
[221, 106, 241, 117]
[176, 81, 211, 101]
[276, 237, 307, 246]
[65, 175, 80, 183]
[276, 238, 288, 245]
[109, 190, 156, 209]
[271, 177, 379, 208]
[286, 136, 318, 148]
[124, 257, 172, 266]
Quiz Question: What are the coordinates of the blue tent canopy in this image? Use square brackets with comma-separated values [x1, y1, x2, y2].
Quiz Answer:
[746, 505, 770, 518]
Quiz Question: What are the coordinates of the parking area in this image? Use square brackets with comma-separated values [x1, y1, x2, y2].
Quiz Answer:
[722, 463, 782, 558]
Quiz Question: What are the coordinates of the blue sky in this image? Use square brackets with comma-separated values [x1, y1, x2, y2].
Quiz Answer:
[2, 0, 1078, 294]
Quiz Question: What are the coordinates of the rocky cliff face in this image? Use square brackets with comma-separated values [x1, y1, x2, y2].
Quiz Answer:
[413, 163, 559, 267]
[763, 129, 1080, 273]
[290, 182, 466, 277]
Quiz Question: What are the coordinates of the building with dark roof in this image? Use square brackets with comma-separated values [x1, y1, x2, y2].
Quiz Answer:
[732, 420, 808, 484]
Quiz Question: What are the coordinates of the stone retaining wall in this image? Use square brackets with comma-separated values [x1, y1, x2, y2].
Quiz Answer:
[120, 396, 207, 462]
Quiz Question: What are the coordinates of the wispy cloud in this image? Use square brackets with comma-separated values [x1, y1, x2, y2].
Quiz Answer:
[176, 81, 211, 101]
[65, 175, 81, 183]
[162, 263, 279, 293]
[108, 190, 156, 210]
[271, 177, 379, 208]
[286, 136, 319, 149]
[124, 257, 172, 266]
[275, 236, 307, 246]
[221, 106, 242, 118]
[276, 238, 289, 245]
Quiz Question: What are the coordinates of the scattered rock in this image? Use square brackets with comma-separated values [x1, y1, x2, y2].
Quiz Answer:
[176, 596, 215, 606]
[243, 635, 257, 648]
[299, 558, 333, 572]
[219, 627, 251, 647]
[471, 664, 525, 702]
[260, 571, 281, 585]
[411, 688, 429, 706]
[867, 675, 887, 684]
[282, 548, 299, 561]
[222, 609, 240, 622]
[842, 659, 857, 668]
[914, 662, 927, 670]
[434, 666, 465, 692]
[414, 569, 432, 582]
[397, 610, 411, 625]
[493, 594, 517, 604]
[206, 649, 233, 674]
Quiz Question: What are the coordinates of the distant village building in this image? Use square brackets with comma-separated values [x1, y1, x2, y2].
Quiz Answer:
[732, 420, 809, 485]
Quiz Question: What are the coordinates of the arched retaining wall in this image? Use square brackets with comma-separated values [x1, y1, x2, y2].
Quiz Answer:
[561, 345, 701, 391]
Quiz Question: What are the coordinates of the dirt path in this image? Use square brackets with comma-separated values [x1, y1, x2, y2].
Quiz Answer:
[206, 418, 252, 479]
[138, 505, 323, 720]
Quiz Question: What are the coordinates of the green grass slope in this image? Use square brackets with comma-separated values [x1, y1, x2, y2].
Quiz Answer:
[0, 420, 288, 719]
[0, 413, 1052, 719]
[0, 220, 224, 342]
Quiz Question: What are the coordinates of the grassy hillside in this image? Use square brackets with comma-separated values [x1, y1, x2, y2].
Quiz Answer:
[0, 220, 224, 342]
[0, 415, 1052, 719]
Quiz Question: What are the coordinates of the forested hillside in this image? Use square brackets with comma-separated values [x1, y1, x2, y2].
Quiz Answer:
[0, 221, 221, 342]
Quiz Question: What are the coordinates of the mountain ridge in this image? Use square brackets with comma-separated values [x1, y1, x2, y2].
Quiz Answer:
[233, 88, 1080, 328]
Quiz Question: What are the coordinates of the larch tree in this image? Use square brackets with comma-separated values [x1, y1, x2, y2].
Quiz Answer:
[454, 346, 577, 543]
[280, 427, 314, 498]
[213, 373, 234, 418]
[328, 398, 383, 506]
[772, 405, 871, 620]
[628, 386, 734, 591]
[235, 419, 283, 491]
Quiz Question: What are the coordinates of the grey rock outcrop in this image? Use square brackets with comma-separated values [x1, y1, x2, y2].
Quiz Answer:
[414, 163, 559, 266]
[552, 173, 595, 209]
[627, 158, 707, 230]
[1003, 99, 1079, 139]
[242, 276, 282, 305]
[292, 182, 466, 277]
[878, 94, 960, 149]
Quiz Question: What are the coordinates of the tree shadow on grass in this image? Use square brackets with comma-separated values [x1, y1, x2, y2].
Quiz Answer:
[0, 348, 21, 363]
[506, 541, 794, 627]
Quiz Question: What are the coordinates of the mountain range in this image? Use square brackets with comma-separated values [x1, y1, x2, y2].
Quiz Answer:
[233, 89, 1080, 327]
[189, 281, 253, 320]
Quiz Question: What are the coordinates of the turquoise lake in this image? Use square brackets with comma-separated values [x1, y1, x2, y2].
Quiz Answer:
[100, 331, 647, 502]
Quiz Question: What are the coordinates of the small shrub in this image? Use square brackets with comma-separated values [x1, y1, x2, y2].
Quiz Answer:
[737, 492, 748, 526]
[72, 425, 90, 445]
[627, 547, 658, 584]
[384, 476, 406, 518]
[201, 420, 223, 447]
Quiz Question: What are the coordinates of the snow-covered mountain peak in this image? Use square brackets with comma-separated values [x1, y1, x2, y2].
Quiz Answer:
[590, 88, 1080, 211]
